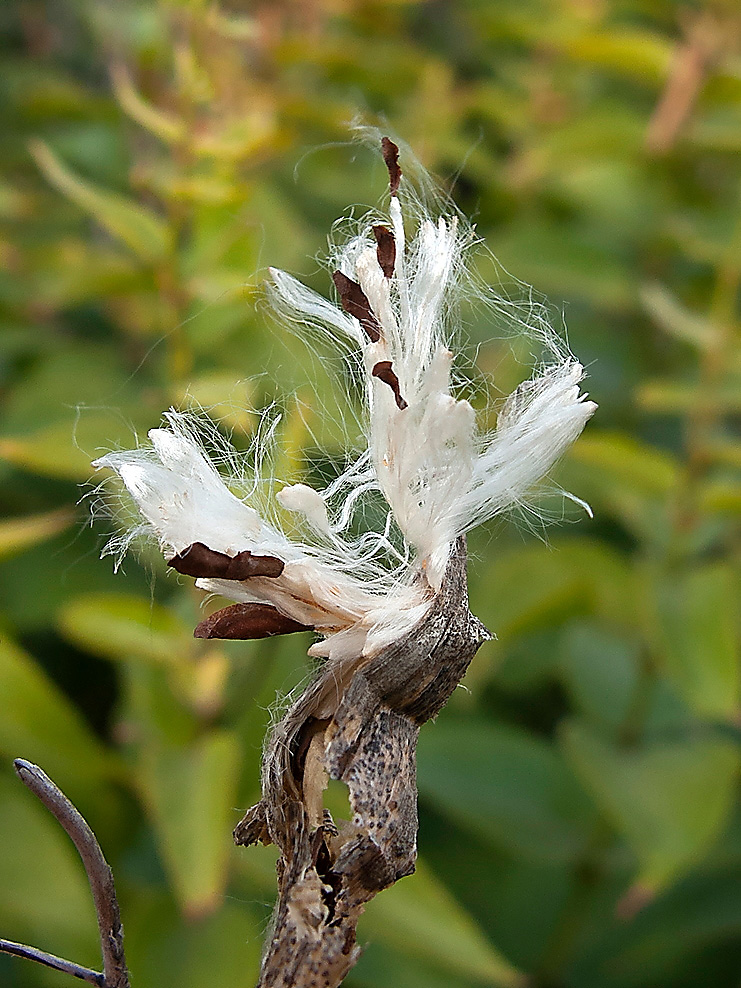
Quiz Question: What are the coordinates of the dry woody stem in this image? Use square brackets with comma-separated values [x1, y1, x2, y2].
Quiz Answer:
[234, 538, 491, 988]
[0, 759, 129, 988]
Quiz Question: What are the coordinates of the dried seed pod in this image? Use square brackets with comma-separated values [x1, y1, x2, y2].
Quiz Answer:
[372, 361, 408, 410]
[194, 602, 312, 640]
[372, 225, 396, 278]
[168, 542, 284, 580]
[381, 136, 401, 194]
[332, 271, 382, 342]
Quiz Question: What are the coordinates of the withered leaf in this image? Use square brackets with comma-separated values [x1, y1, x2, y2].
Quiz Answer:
[168, 542, 284, 580]
[194, 602, 312, 640]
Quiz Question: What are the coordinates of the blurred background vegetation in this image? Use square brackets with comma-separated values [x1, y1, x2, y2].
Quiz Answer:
[1, 0, 741, 986]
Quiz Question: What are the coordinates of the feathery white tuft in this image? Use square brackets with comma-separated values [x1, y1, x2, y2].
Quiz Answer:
[95, 139, 596, 659]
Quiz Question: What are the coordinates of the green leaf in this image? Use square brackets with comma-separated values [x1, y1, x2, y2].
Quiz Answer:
[473, 543, 584, 645]
[1, 343, 143, 435]
[59, 592, 194, 665]
[0, 636, 115, 797]
[0, 409, 152, 482]
[175, 372, 256, 434]
[491, 220, 633, 310]
[0, 508, 74, 560]
[562, 434, 679, 544]
[417, 717, 594, 863]
[563, 29, 673, 84]
[0, 422, 94, 481]
[701, 480, 741, 515]
[0, 421, 98, 480]
[123, 892, 263, 988]
[361, 857, 523, 987]
[472, 538, 635, 668]
[0, 771, 98, 966]
[118, 662, 202, 752]
[139, 730, 242, 917]
[30, 139, 172, 263]
[33, 241, 145, 309]
[569, 433, 678, 495]
[583, 867, 741, 988]
[558, 622, 640, 733]
[637, 379, 741, 414]
[651, 565, 740, 719]
[561, 719, 740, 888]
[353, 940, 477, 988]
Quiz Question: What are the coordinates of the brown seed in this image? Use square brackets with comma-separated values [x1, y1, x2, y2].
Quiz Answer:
[193, 602, 313, 640]
[332, 271, 382, 342]
[168, 542, 284, 580]
[381, 137, 401, 195]
[372, 360, 408, 410]
[372, 225, 396, 279]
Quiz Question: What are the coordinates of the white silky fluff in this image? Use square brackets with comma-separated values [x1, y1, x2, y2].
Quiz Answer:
[95, 153, 596, 661]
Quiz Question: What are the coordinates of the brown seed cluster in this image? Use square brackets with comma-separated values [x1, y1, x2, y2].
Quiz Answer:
[331, 271, 382, 343]
[332, 139, 408, 411]
[194, 602, 312, 640]
[371, 361, 408, 410]
[168, 541, 284, 580]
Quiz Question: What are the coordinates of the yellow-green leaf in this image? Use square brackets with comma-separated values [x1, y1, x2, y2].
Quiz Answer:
[139, 730, 242, 917]
[111, 64, 187, 144]
[0, 508, 74, 560]
[564, 29, 673, 83]
[30, 139, 172, 263]
[701, 480, 741, 515]
[569, 433, 678, 495]
[175, 372, 256, 435]
[637, 379, 741, 414]
[0, 421, 96, 480]
[59, 592, 194, 665]
[0, 411, 150, 482]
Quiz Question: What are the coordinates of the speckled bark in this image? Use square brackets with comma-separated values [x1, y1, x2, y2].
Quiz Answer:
[234, 537, 491, 988]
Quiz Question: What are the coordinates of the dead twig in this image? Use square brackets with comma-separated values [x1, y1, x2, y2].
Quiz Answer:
[235, 537, 493, 988]
[0, 940, 105, 986]
[0, 759, 129, 988]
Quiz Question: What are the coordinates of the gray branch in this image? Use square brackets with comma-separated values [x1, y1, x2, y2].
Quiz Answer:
[0, 939, 104, 986]
[0, 760, 129, 988]
[235, 537, 492, 988]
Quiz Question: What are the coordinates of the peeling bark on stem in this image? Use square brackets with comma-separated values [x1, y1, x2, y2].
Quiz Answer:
[235, 537, 491, 988]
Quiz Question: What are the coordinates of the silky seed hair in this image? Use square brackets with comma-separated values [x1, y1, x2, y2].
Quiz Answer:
[94, 137, 596, 662]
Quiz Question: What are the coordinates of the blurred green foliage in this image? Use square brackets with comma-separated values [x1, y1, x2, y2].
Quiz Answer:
[1, 0, 741, 986]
